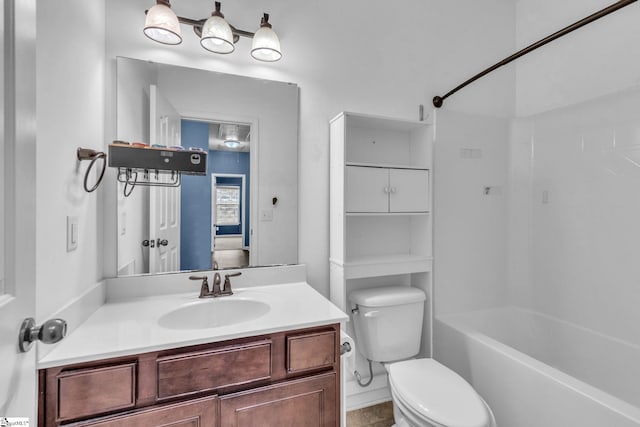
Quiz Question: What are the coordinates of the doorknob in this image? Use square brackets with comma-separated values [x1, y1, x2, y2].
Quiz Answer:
[19, 317, 67, 353]
[157, 239, 168, 246]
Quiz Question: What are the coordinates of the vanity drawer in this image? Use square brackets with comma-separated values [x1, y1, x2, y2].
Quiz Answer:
[55, 362, 136, 422]
[286, 330, 336, 374]
[156, 339, 272, 399]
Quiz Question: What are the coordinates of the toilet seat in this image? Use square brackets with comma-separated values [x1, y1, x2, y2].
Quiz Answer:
[388, 358, 489, 427]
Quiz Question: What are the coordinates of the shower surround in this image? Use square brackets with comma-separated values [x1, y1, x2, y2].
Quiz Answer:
[434, 88, 640, 426]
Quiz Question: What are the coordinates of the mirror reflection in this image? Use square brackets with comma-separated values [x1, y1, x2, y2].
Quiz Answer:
[116, 57, 298, 276]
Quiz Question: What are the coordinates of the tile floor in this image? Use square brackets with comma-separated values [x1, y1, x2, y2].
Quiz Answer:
[346, 401, 394, 427]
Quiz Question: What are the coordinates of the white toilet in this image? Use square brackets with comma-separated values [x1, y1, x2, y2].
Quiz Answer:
[349, 286, 496, 427]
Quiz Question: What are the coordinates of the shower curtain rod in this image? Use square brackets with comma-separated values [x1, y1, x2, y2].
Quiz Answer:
[432, 0, 637, 108]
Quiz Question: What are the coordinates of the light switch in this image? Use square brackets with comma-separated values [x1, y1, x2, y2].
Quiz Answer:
[542, 190, 550, 204]
[261, 209, 274, 222]
[67, 216, 78, 252]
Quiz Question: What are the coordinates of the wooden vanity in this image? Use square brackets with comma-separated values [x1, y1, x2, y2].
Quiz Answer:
[39, 323, 340, 426]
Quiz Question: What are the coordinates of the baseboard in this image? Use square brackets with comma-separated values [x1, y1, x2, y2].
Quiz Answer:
[345, 373, 392, 411]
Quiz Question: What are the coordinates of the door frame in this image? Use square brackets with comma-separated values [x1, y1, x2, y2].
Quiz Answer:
[211, 173, 247, 252]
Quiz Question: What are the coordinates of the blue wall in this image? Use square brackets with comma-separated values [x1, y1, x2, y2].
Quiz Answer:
[180, 120, 251, 271]
[180, 120, 211, 271]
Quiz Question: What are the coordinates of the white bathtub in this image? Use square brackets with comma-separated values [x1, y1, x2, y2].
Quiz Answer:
[435, 307, 640, 427]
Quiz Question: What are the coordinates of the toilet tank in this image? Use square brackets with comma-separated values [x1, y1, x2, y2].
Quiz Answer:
[349, 286, 426, 363]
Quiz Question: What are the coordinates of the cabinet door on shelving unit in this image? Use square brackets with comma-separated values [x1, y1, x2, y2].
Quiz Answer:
[345, 166, 388, 213]
[389, 169, 429, 212]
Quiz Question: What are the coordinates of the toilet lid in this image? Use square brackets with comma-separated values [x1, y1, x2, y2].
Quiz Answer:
[388, 359, 489, 427]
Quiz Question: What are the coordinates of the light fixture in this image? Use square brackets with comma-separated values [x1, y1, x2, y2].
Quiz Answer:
[200, 2, 234, 54]
[220, 124, 241, 148]
[251, 14, 282, 62]
[144, 1, 282, 62]
[143, 0, 182, 45]
[223, 140, 241, 149]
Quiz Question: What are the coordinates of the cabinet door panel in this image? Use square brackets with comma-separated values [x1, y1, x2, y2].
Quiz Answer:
[220, 373, 337, 427]
[286, 330, 336, 374]
[345, 166, 388, 212]
[75, 396, 216, 427]
[389, 168, 429, 212]
[157, 340, 272, 399]
[55, 363, 136, 422]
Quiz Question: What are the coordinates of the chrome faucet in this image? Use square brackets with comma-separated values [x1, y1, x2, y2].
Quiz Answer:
[189, 272, 240, 298]
[212, 272, 222, 295]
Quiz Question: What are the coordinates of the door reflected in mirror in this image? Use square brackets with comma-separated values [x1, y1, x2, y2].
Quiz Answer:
[115, 57, 298, 276]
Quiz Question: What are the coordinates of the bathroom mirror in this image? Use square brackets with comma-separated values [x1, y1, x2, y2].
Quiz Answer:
[115, 57, 298, 276]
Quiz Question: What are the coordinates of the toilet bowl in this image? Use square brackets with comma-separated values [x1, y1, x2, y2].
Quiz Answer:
[385, 358, 496, 427]
[349, 286, 496, 427]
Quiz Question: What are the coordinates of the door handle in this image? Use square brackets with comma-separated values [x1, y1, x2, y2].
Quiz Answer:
[157, 239, 168, 246]
[19, 317, 67, 352]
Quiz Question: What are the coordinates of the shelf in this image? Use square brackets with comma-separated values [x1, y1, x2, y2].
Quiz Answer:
[331, 111, 432, 130]
[336, 254, 433, 279]
[345, 161, 429, 170]
[346, 212, 429, 217]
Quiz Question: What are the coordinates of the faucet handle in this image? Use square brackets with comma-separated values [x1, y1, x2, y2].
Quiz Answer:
[222, 272, 242, 295]
[189, 275, 210, 298]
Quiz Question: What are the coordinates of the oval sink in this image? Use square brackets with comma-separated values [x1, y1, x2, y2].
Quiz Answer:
[158, 298, 270, 330]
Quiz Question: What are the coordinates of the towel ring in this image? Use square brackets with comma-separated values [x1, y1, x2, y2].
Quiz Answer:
[77, 148, 107, 193]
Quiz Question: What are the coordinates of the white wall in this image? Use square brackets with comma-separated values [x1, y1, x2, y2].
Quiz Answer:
[36, 1, 105, 320]
[433, 110, 510, 315]
[114, 59, 154, 275]
[104, 0, 516, 295]
[516, 0, 640, 117]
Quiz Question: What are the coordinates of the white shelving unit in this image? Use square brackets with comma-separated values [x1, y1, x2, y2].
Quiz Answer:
[329, 111, 434, 357]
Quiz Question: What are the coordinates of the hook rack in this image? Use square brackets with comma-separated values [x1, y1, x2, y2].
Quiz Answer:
[116, 168, 181, 197]
[108, 142, 207, 197]
[77, 147, 107, 193]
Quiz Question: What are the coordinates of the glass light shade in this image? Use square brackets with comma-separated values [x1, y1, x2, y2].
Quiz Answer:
[200, 15, 235, 54]
[224, 140, 241, 148]
[143, 3, 182, 45]
[251, 26, 282, 62]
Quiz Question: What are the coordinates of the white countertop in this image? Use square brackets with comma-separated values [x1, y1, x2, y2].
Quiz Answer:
[38, 282, 347, 369]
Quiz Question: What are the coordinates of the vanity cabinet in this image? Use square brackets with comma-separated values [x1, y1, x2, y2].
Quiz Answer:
[39, 324, 340, 426]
